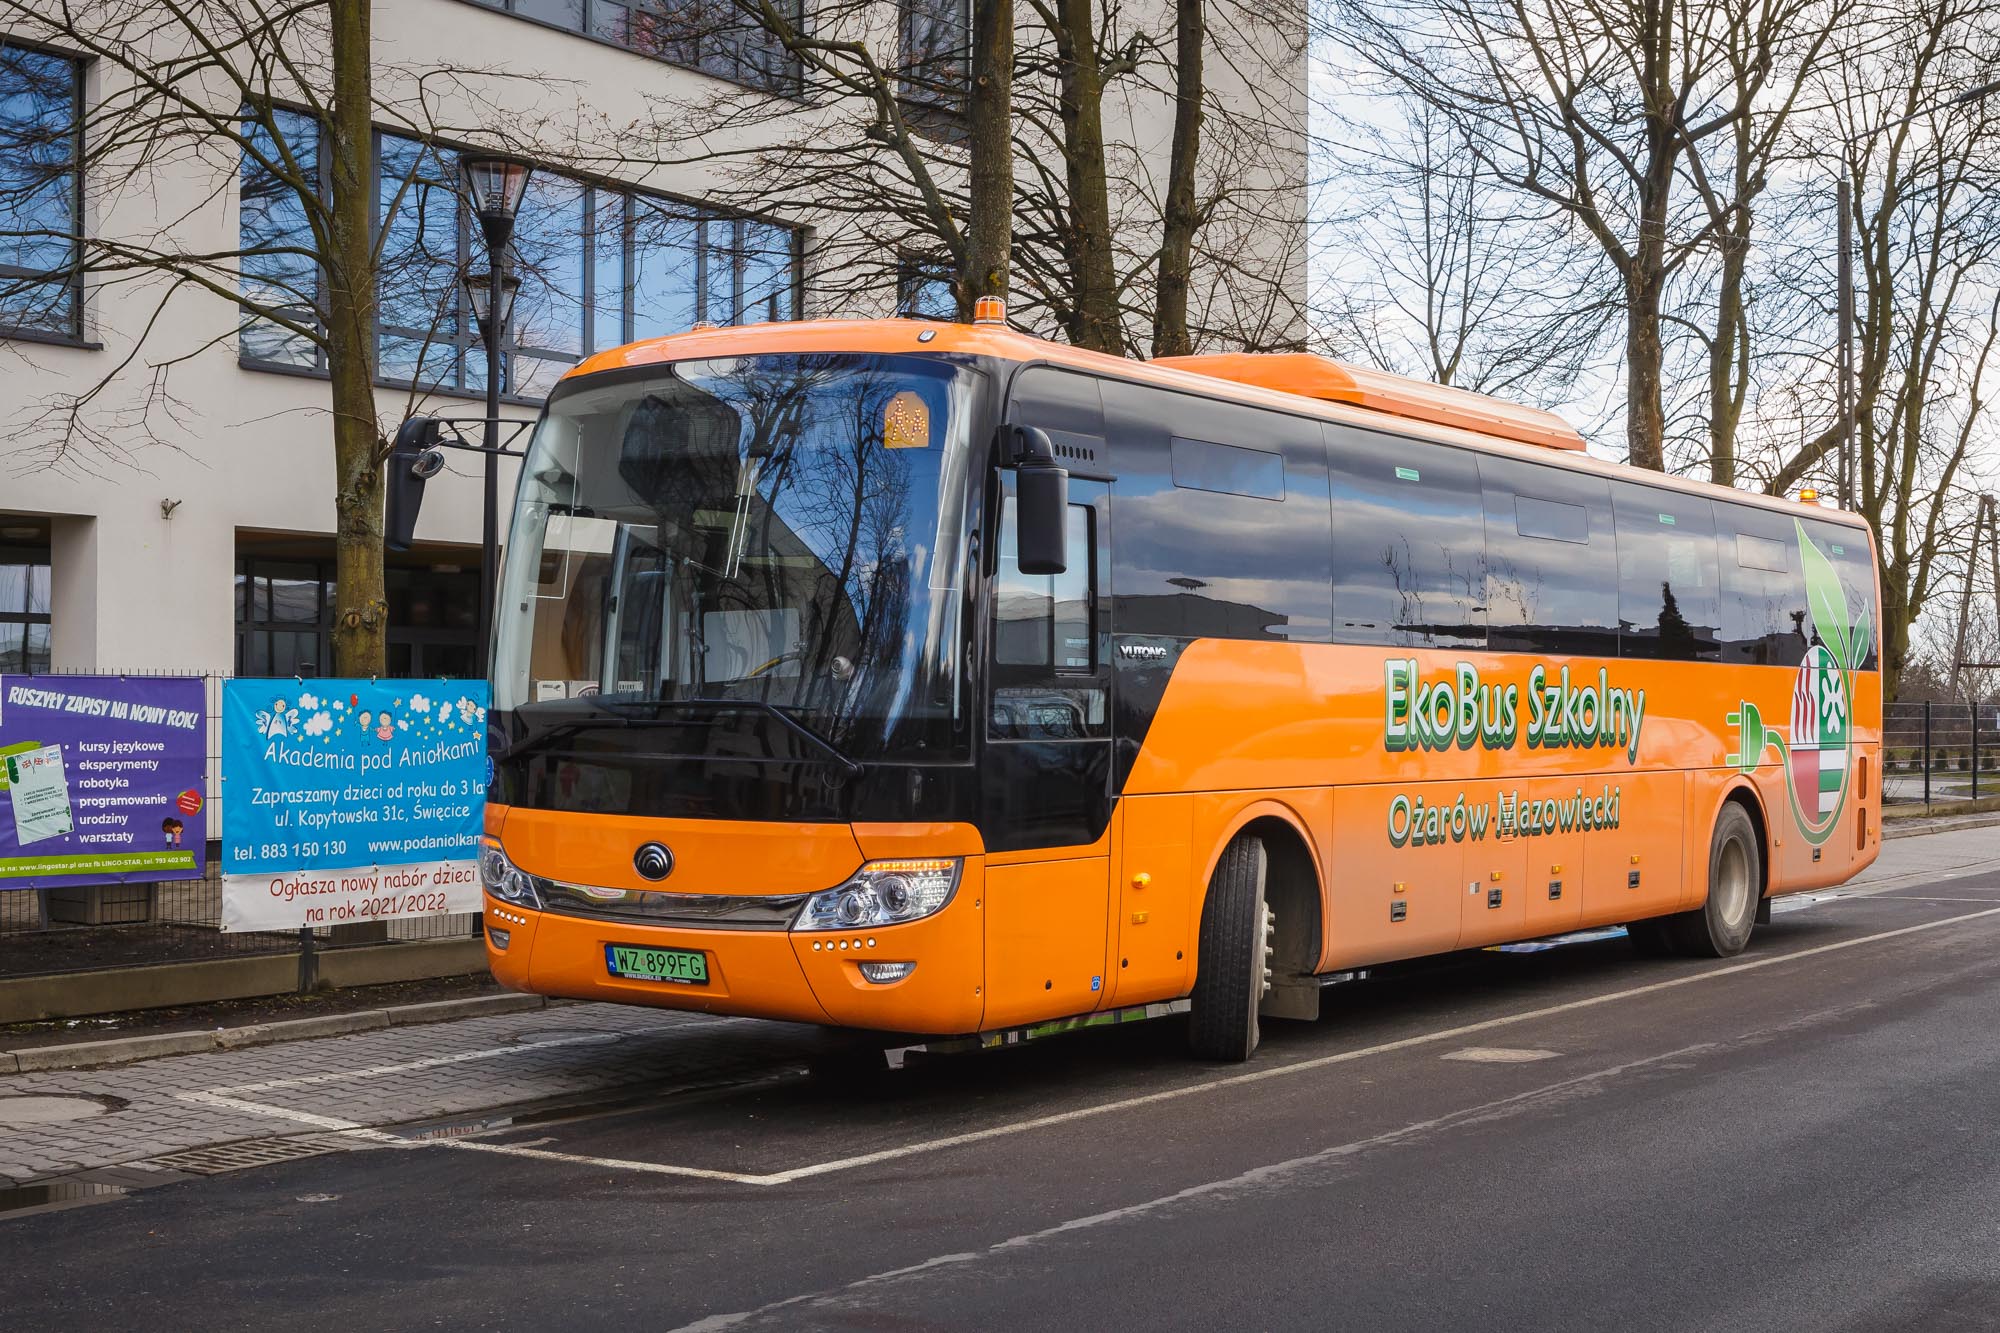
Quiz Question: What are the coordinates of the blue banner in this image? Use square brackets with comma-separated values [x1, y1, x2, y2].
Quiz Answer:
[221, 679, 488, 931]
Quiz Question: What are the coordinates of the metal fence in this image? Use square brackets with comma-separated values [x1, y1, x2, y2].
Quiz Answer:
[1883, 700, 2000, 809]
[0, 670, 478, 981]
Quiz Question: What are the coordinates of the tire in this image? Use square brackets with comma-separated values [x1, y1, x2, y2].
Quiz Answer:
[1188, 834, 1272, 1062]
[1666, 802, 1761, 958]
[1626, 918, 1675, 957]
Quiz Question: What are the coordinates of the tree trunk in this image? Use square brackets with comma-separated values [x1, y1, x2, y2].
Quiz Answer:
[1055, 0, 1121, 353]
[326, 0, 386, 678]
[1623, 266, 1666, 472]
[963, 0, 1013, 314]
[1707, 224, 1749, 486]
[1151, 0, 1203, 358]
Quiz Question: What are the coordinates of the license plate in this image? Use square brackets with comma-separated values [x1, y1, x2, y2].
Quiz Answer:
[604, 943, 708, 985]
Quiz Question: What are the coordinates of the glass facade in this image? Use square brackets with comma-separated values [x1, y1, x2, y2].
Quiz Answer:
[0, 43, 83, 340]
[235, 555, 481, 679]
[240, 114, 802, 400]
[899, 0, 970, 129]
[0, 542, 52, 672]
[471, 0, 802, 95]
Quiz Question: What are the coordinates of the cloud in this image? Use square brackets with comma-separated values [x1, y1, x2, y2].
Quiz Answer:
[303, 712, 333, 737]
[298, 692, 321, 710]
[409, 694, 433, 713]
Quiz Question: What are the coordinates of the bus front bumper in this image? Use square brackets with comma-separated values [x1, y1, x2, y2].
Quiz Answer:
[483, 859, 986, 1034]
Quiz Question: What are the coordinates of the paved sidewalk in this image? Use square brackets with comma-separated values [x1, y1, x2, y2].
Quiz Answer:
[0, 1001, 815, 1187]
[0, 823, 1991, 1193]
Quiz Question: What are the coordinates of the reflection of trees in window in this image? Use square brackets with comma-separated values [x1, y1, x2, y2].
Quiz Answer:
[239, 121, 800, 399]
[474, 0, 802, 95]
[0, 44, 84, 339]
[897, 0, 971, 137]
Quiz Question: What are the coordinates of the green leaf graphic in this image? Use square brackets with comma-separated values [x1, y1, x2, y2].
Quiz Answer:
[1849, 608, 1873, 672]
[1796, 519, 1851, 668]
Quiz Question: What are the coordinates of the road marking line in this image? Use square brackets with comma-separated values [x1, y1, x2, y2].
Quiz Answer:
[670, 1043, 1717, 1331]
[418, 901, 2000, 1188]
[174, 903, 2000, 1189]
[1440, 1047, 1560, 1063]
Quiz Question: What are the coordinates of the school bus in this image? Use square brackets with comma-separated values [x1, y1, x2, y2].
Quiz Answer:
[473, 308, 1881, 1061]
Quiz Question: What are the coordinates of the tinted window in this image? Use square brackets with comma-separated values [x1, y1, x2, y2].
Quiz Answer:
[1612, 483, 1720, 661]
[1802, 517, 1880, 671]
[1480, 457, 1618, 656]
[1717, 504, 1809, 666]
[1104, 380, 1332, 642]
[991, 499, 1107, 741]
[1172, 437, 1284, 500]
[1011, 365, 1105, 465]
[1325, 427, 1486, 648]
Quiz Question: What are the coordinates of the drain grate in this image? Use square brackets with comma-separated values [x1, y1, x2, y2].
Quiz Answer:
[141, 1134, 362, 1176]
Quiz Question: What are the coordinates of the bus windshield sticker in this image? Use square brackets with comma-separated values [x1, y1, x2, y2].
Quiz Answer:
[1394, 466, 1420, 481]
[1658, 513, 1676, 525]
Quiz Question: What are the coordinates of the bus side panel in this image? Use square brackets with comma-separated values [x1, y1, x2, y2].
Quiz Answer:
[1109, 795, 1194, 1006]
[1519, 777, 1586, 936]
[1325, 783, 1463, 969]
[1579, 770, 1685, 929]
[983, 855, 1110, 1028]
[1458, 781, 1527, 949]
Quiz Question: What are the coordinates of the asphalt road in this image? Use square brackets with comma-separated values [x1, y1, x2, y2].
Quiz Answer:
[7, 849, 2000, 1331]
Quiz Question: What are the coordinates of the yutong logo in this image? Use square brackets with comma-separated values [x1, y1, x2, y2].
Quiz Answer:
[1118, 642, 1170, 661]
[633, 843, 675, 880]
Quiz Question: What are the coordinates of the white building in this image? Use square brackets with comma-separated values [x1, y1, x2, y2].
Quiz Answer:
[0, 0, 1305, 680]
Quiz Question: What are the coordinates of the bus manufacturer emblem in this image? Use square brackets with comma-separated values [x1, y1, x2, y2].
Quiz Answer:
[634, 843, 675, 881]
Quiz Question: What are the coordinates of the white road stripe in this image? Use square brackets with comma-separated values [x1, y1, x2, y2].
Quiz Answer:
[180, 903, 2000, 1190]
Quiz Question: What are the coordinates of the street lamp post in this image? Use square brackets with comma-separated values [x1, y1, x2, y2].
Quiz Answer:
[1833, 78, 2000, 509]
[459, 155, 533, 673]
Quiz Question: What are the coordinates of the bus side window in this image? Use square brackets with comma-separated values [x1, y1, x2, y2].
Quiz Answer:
[1103, 379, 1331, 642]
[1717, 505, 1809, 667]
[1802, 518, 1880, 670]
[992, 500, 1106, 740]
[1612, 482, 1721, 661]
[1479, 456, 1619, 657]
[1325, 426, 1486, 649]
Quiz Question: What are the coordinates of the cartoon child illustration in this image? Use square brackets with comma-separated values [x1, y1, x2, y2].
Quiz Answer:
[162, 817, 184, 848]
[357, 710, 373, 733]
[376, 715, 396, 742]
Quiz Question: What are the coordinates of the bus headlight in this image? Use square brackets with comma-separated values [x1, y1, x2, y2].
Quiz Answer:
[480, 836, 544, 909]
[795, 859, 961, 931]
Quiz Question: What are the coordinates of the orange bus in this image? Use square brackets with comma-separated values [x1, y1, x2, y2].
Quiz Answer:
[471, 313, 1881, 1061]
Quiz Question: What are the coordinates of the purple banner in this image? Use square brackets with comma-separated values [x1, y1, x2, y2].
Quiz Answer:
[0, 676, 207, 889]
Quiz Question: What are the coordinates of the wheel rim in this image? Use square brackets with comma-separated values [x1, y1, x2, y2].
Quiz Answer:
[1716, 836, 1751, 926]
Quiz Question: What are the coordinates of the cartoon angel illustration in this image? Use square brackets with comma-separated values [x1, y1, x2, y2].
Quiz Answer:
[257, 699, 290, 738]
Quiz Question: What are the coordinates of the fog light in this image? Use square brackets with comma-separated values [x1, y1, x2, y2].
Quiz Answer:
[486, 926, 511, 951]
[857, 961, 915, 984]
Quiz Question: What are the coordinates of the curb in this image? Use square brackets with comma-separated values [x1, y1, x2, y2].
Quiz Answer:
[1883, 812, 2000, 839]
[3, 993, 548, 1073]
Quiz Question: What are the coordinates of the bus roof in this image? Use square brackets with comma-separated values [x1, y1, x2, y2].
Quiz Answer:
[564, 318, 1867, 532]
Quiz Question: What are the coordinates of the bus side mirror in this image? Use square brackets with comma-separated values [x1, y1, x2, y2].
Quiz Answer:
[1009, 425, 1068, 576]
[386, 416, 447, 553]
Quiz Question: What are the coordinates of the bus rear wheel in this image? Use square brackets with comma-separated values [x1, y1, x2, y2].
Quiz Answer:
[1188, 834, 1272, 1062]
[1666, 803, 1761, 958]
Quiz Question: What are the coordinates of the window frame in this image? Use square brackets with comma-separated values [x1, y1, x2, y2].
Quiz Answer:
[463, 0, 805, 98]
[236, 112, 805, 404]
[0, 40, 87, 346]
[0, 542, 52, 673]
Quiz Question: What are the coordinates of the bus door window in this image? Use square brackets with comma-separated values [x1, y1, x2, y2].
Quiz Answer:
[992, 497, 1104, 739]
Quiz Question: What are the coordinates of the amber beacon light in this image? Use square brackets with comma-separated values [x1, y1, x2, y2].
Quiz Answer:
[972, 296, 1007, 324]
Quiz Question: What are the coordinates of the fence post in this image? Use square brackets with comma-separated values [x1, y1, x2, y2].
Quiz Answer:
[1923, 701, 1933, 808]
[297, 925, 318, 993]
[1975, 704, 1983, 803]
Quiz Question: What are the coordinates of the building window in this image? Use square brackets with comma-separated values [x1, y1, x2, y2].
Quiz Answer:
[896, 255, 956, 319]
[235, 557, 331, 677]
[239, 118, 803, 401]
[471, 0, 802, 95]
[0, 43, 84, 342]
[0, 542, 54, 673]
[898, 0, 970, 134]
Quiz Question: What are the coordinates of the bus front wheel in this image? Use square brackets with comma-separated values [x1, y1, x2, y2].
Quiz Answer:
[1666, 803, 1762, 958]
[1188, 834, 1272, 1062]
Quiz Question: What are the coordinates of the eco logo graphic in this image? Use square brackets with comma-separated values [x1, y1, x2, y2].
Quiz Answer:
[1726, 521, 1871, 845]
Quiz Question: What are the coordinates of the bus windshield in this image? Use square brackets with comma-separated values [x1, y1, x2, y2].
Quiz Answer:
[494, 352, 979, 763]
